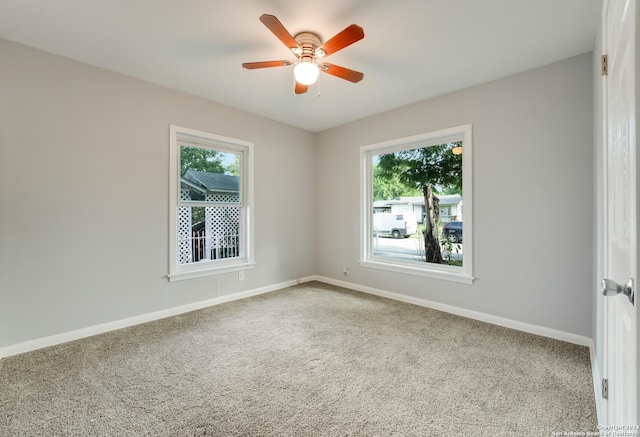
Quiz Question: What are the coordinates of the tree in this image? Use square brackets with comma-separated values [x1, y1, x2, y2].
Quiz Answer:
[373, 165, 422, 200]
[438, 185, 462, 196]
[225, 154, 241, 176]
[376, 142, 462, 263]
[180, 146, 225, 176]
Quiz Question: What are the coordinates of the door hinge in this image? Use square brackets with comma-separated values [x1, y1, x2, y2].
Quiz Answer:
[602, 378, 608, 400]
[601, 54, 608, 75]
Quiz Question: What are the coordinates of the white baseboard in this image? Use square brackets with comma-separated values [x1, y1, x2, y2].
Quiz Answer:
[0, 274, 601, 423]
[0, 273, 603, 431]
[0, 274, 592, 359]
[312, 275, 593, 347]
[0, 278, 307, 359]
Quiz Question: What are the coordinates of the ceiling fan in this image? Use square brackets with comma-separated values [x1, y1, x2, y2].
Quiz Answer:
[242, 14, 365, 94]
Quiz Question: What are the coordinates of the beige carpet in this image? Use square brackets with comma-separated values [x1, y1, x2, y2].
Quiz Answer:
[0, 281, 597, 436]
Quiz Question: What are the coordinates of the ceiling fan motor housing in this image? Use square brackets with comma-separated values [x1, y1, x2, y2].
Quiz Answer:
[294, 32, 325, 60]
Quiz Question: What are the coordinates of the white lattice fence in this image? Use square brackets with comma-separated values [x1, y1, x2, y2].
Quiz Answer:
[178, 191, 241, 264]
[207, 193, 240, 203]
[178, 189, 193, 264]
[205, 193, 240, 260]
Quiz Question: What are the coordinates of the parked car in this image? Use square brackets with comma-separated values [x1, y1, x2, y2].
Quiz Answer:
[373, 212, 418, 238]
[442, 221, 463, 243]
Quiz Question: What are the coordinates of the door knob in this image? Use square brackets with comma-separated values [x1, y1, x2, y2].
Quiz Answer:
[602, 278, 635, 305]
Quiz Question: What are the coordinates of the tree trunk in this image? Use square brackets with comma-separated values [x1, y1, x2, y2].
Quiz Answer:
[423, 184, 443, 263]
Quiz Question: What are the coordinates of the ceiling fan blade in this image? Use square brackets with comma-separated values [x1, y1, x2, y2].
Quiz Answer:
[320, 63, 364, 83]
[294, 81, 308, 94]
[317, 24, 364, 57]
[259, 14, 300, 53]
[242, 60, 291, 69]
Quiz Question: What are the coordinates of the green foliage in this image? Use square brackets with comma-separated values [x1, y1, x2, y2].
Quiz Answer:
[225, 154, 241, 176]
[376, 142, 462, 193]
[438, 185, 462, 196]
[192, 207, 205, 228]
[180, 146, 225, 176]
[440, 235, 462, 266]
[373, 165, 422, 200]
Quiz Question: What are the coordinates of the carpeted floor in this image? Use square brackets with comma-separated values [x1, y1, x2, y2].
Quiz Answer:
[0, 281, 597, 436]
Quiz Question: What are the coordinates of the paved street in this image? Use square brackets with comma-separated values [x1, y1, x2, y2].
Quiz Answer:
[372, 235, 463, 262]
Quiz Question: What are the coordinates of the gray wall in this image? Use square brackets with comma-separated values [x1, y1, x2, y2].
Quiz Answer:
[0, 38, 595, 350]
[315, 53, 594, 337]
[0, 39, 317, 348]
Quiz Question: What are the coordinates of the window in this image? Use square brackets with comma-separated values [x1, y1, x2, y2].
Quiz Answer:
[439, 206, 452, 218]
[360, 124, 473, 284]
[169, 125, 254, 281]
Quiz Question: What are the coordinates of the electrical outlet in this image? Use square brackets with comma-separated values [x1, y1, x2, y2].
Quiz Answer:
[238, 270, 245, 281]
[343, 267, 349, 276]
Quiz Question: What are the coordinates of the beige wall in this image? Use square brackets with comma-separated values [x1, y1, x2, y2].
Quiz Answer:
[315, 53, 594, 337]
[0, 39, 316, 348]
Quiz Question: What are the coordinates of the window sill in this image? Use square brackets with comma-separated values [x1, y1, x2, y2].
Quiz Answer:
[359, 259, 474, 284]
[168, 262, 255, 282]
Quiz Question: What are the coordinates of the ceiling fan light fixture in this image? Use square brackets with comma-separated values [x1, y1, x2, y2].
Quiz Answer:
[452, 145, 463, 155]
[294, 60, 319, 85]
[243, 15, 365, 94]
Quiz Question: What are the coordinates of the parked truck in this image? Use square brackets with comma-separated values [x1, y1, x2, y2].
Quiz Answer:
[373, 212, 418, 238]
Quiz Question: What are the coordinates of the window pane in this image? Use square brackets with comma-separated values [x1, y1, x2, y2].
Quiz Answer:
[170, 125, 254, 281]
[179, 145, 241, 204]
[371, 142, 463, 267]
[177, 206, 241, 265]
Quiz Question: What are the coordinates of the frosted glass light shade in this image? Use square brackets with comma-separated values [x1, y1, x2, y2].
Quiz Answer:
[294, 62, 319, 85]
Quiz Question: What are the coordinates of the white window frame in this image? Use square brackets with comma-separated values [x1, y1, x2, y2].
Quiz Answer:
[168, 125, 254, 282]
[359, 124, 473, 284]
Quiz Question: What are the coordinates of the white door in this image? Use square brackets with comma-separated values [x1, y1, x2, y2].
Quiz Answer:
[603, 0, 637, 427]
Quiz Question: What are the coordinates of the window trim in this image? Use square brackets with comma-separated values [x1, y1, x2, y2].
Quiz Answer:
[359, 124, 473, 284]
[168, 125, 255, 282]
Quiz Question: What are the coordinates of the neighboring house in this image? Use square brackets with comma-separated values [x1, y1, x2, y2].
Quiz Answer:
[181, 170, 240, 202]
[373, 194, 463, 223]
[179, 170, 240, 263]
[438, 195, 463, 222]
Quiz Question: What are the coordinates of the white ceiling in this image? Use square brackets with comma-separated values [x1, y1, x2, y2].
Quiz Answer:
[0, 0, 600, 132]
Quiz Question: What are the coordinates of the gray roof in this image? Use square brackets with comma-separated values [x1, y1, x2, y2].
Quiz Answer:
[181, 170, 239, 194]
[373, 194, 462, 207]
[435, 194, 462, 206]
